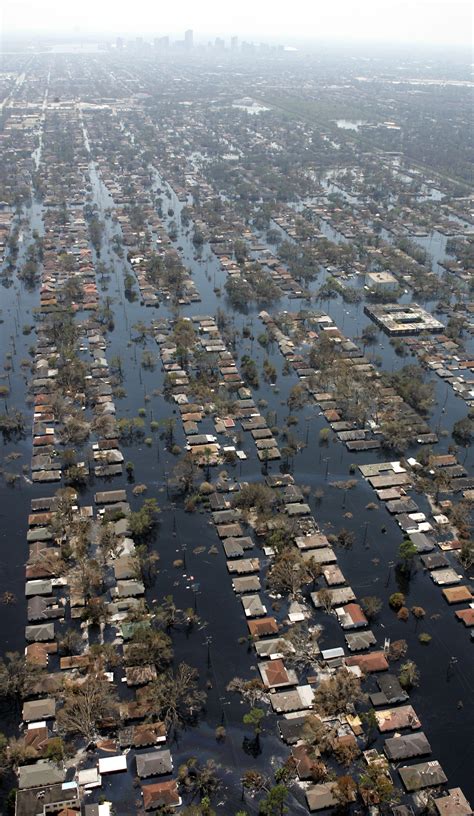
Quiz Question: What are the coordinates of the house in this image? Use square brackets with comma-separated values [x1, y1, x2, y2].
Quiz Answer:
[375, 705, 421, 732]
[242, 594, 267, 618]
[25, 622, 55, 642]
[335, 602, 367, 628]
[18, 760, 66, 789]
[278, 714, 311, 744]
[384, 732, 431, 761]
[141, 779, 181, 810]
[83, 805, 112, 816]
[135, 749, 173, 778]
[371, 674, 408, 705]
[255, 637, 295, 660]
[455, 608, 474, 626]
[232, 576, 261, 593]
[77, 767, 102, 789]
[258, 659, 298, 689]
[346, 651, 389, 673]
[98, 755, 127, 775]
[118, 722, 167, 749]
[247, 617, 279, 638]
[398, 760, 447, 792]
[270, 685, 314, 713]
[292, 743, 321, 780]
[434, 788, 472, 816]
[442, 586, 473, 604]
[303, 547, 337, 565]
[15, 782, 79, 816]
[311, 587, 355, 609]
[306, 783, 339, 811]
[345, 631, 376, 652]
[431, 568, 462, 586]
[323, 565, 346, 586]
[22, 698, 56, 722]
[227, 558, 260, 575]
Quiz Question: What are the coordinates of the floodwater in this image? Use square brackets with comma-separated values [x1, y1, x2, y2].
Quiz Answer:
[334, 119, 367, 131]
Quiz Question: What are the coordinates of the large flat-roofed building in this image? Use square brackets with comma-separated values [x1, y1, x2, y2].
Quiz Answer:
[365, 271, 398, 290]
[364, 303, 444, 335]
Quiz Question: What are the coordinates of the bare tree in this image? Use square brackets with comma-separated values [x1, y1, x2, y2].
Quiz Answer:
[57, 674, 119, 744]
[143, 663, 206, 730]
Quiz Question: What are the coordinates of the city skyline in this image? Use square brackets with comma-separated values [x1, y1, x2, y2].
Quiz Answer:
[2, 0, 472, 46]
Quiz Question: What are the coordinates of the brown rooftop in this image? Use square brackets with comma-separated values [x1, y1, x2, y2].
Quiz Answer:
[142, 780, 180, 810]
[247, 617, 279, 637]
[442, 586, 473, 604]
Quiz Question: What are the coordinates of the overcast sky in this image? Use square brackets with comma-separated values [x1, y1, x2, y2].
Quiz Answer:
[3, 0, 472, 46]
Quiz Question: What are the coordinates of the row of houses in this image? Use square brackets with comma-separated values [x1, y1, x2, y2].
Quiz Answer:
[17, 486, 183, 815]
[153, 314, 281, 464]
[202, 470, 473, 813]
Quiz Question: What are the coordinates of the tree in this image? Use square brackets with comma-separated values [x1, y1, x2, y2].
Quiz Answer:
[0, 652, 38, 705]
[452, 413, 473, 445]
[143, 663, 206, 730]
[267, 549, 309, 598]
[399, 660, 420, 690]
[173, 318, 196, 368]
[129, 498, 160, 541]
[389, 592, 405, 610]
[359, 764, 399, 807]
[302, 715, 335, 754]
[58, 628, 83, 656]
[411, 606, 426, 619]
[172, 452, 196, 494]
[333, 775, 358, 808]
[259, 784, 289, 816]
[360, 596, 382, 621]
[360, 708, 378, 745]
[124, 625, 173, 671]
[281, 623, 322, 671]
[233, 482, 275, 516]
[57, 674, 119, 744]
[361, 324, 378, 345]
[398, 538, 417, 573]
[315, 588, 333, 613]
[312, 669, 365, 716]
[243, 707, 265, 749]
[132, 544, 160, 589]
[336, 527, 354, 549]
[178, 758, 221, 802]
[459, 540, 474, 571]
[98, 523, 121, 564]
[432, 468, 452, 503]
[388, 364, 434, 415]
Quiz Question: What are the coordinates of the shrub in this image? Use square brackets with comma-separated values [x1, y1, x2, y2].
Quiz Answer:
[389, 592, 405, 610]
[411, 606, 426, 619]
[418, 632, 432, 645]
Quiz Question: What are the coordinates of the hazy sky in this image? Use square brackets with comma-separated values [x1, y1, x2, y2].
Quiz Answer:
[3, 0, 472, 46]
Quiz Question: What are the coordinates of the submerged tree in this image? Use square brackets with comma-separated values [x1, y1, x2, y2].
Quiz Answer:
[144, 662, 206, 730]
[57, 674, 119, 744]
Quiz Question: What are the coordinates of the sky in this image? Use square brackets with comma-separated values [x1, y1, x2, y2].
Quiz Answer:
[2, 0, 472, 46]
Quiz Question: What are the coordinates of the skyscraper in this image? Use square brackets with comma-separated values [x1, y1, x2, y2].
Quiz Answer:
[184, 29, 193, 49]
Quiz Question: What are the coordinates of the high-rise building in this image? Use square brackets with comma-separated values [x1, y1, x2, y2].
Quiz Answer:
[184, 29, 193, 49]
[231, 36, 238, 51]
[116, 37, 124, 50]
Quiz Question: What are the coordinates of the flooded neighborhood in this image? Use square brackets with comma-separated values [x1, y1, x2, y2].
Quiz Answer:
[0, 21, 473, 816]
